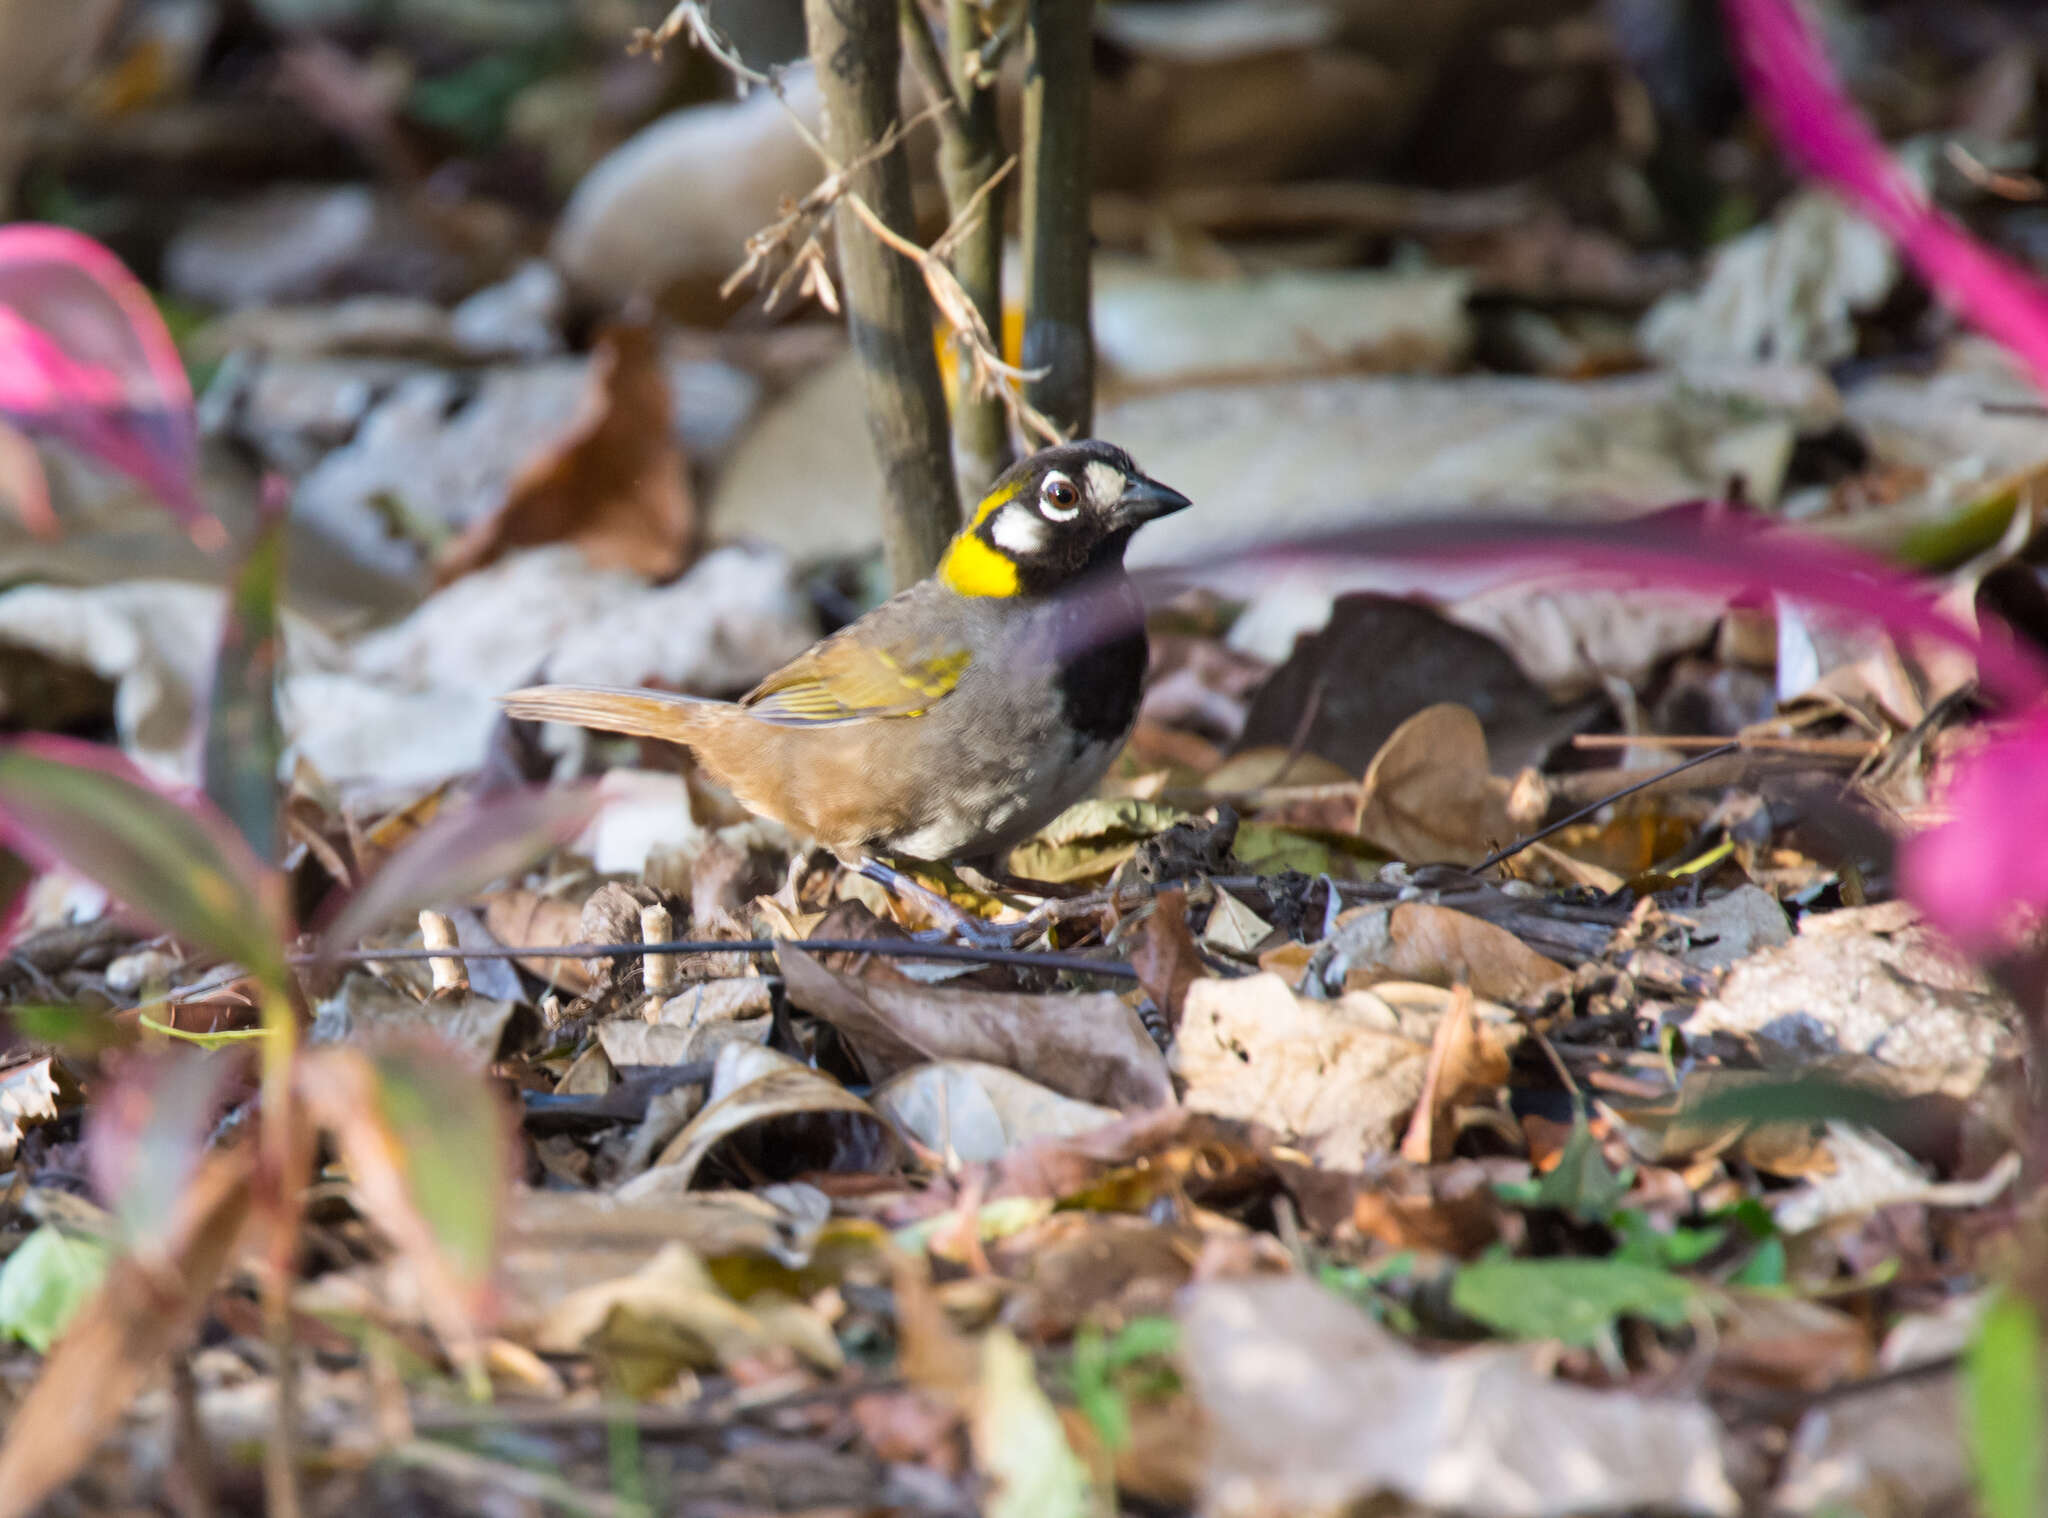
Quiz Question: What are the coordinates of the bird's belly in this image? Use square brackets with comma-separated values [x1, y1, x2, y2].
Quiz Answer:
[882, 710, 1128, 862]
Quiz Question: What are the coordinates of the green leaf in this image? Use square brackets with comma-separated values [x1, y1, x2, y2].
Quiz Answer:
[1730, 1235, 1788, 1289]
[1319, 1251, 1418, 1300]
[0, 1225, 110, 1352]
[202, 496, 285, 866]
[1493, 1116, 1634, 1224]
[1071, 1323, 1129, 1452]
[6, 1003, 125, 1055]
[1071, 1316, 1181, 1452]
[1611, 1210, 1725, 1269]
[367, 1047, 508, 1283]
[1451, 1257, 1697, 1349]
[1965, 1291, 2046, 1518]
[1683, 1073, 1912, 1135]
[0, 738, 289, 989]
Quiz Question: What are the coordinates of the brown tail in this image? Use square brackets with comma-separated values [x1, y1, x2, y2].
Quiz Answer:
[497, 683, 718, 746]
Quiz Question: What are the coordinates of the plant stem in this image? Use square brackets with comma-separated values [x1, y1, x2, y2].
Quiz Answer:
[1019, 0, 1094, 439]
[805, 0, 961, 588]
[257, 982, 305, 1518]
[902, 0, 1014, 500]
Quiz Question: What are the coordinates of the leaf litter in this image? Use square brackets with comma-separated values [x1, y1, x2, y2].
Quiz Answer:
[2, 0, 2048, 1513]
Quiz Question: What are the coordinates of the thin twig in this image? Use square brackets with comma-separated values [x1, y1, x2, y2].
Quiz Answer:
[1472, 741, 1744, 873]
[1570, 733, 1878, 757]
[384, 1439, 636, 1518]
[668, 2, 1054, 460]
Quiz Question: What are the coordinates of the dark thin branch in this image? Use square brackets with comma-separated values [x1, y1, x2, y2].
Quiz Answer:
[1018, 0, 1094, 438]
[1473, 741, 1743, 873]
[805, 0, 960, 587]
[294, 937, 1139, 980]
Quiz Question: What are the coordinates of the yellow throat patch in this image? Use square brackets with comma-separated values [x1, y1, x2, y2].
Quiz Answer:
[937, 482, 1022, 597]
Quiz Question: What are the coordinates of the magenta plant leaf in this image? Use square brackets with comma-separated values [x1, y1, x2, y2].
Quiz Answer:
[0, 737, 290, 987]
[85, 1049, 245, 1252]
[0, 225, 219, 547]
[201, 479, 288, 866]
[1164, 503, 2048, 954]
[1898, 714, 2048, 956]
[297, 1040, 513, 1372]
[1722, 0, 2048, 394]
[1193, 501, 2048, 708]
[320, 782, 601, 953]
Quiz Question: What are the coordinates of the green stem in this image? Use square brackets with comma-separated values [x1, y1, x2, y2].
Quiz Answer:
[805, 0, 962, 587]
[1019, 0, 1094, 439]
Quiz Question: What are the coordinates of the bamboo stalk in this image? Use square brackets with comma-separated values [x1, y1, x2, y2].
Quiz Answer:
[1018, 0, 1094, 438]
[901, 0, 1014, 499]
[805, 0, 961, 587]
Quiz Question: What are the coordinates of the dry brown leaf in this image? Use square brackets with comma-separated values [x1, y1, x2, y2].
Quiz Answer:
[1171, 973, 1429, 1168]
[1319, 901, 1569, 1003]
[434, 322, 697, 584]
[648, 1043, 904, 1187]
[1398, 985, 1510, 1163]
[996, 1213, 1206, 1340]
[533, 1240, 841, 1396]
[482, 886, 592, 994]
[0, 1146, 254, 1518]
[1350, 1161, 1507, 1256]
[872, 1062, 1120, 1164]
[778, 947, 1173, 1113]
[1177, 1275, 1740, 1518]
[1354, 703, 1514, 866]
[1233, 597, 1561, 777]
[1131, 887, 1206, 1030]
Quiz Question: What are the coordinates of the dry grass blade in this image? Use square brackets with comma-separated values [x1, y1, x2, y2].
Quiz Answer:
[0, 1146, 254, 1518]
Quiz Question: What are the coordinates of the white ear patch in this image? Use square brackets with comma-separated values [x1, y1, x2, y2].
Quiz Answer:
[991, 503, 1048, 555]
[1084, 460, 1126, 506]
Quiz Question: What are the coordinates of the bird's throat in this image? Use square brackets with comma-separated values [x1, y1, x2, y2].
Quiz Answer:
[938, 530, 1021, 597]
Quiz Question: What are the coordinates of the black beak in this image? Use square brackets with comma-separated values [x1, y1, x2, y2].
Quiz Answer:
[1114, 475, 1192, 529]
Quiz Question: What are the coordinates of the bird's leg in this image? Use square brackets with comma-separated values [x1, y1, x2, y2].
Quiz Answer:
[855, 858, 1027, 948]
[953, 859, 1093, 901]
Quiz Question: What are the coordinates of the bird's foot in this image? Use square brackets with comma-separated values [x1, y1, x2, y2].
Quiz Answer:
[857, 859, 1036, 949]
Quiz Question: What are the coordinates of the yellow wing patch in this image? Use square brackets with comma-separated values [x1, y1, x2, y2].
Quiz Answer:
[742, 640, 971, 725]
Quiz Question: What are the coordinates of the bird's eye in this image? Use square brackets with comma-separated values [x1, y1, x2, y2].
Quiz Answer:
[1040, 474, 1080, 518]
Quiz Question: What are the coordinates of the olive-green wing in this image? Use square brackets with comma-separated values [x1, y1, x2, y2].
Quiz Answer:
[740, 615, 970, 726]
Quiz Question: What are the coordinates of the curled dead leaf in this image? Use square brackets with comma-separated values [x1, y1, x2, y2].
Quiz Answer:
[1354, 703, 1514, 866]
[1313, 901, 1569, 1003]
[778, 947, 1172, 1112]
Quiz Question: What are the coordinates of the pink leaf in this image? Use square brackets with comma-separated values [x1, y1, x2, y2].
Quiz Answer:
[1899, 713, 2048, 955]
[1216, 500, 2048, 709]
[0, 736, 290, 985]
[0, 226, 220, 547]
[319, 783, 602, 954]
[1722, 0, 2048, 394]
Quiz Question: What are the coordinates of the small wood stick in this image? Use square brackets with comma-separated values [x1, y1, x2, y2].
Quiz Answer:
[418, 911, 467, 993]
[641, 904, 678, 997]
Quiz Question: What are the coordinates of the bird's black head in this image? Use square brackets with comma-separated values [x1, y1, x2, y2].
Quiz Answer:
[937, 440, 1192, 598]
